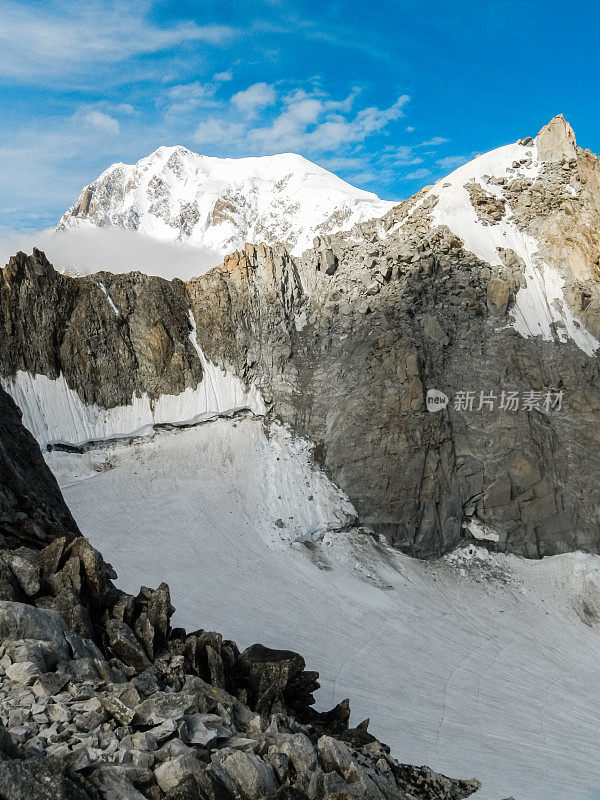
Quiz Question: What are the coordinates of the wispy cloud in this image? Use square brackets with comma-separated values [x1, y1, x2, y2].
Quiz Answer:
[164, 82, 219, 117]
[194, 84, 410, 155]
[0, 0, 236, 83]
[404, 167, 431, 180]
[114, 103, 136, 116]
[231, 82, 277, 116]
[419, 136, 449, 147]
[383, 145, 424, 167]
[193, 118, 246, 146]
[81, 110, 120, 136]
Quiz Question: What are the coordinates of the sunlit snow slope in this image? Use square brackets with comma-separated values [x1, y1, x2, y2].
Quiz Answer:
[47, 419, 600, 800]
[57, 147, 395, 262]
[423, 138, 599, 355]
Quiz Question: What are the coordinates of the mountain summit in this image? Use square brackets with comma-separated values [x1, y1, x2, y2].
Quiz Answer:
[57, 147, 395, 256]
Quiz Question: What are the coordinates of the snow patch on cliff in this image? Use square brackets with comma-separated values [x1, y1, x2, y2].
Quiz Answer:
[509, 260, 599, 355]
[1, 359, 266, 448]
[430, 141, 540, 267]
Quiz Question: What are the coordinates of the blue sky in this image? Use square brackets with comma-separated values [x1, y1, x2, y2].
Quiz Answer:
[1, 0, 600, 230]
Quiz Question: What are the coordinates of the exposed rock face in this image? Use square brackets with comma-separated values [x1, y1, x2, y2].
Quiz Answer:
[0, 385, 480, 800]
[3, 117, 600, 558]
[535, 114, 577, 163]
[0, 250, 201, 409]
[0, 385, 79, 550]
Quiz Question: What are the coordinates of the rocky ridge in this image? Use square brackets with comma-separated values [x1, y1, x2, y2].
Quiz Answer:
[0, 384, 480, 800]
[3, 116, 600, 558]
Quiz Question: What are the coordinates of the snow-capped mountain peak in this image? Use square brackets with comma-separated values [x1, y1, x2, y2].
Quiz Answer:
[57, 147, 396, 256]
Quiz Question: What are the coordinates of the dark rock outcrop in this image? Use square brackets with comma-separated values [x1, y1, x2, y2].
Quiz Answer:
[0, 387, 79, 551]
[0, 250, 202, 408]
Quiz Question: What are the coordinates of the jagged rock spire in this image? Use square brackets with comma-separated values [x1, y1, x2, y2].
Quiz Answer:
[535, 114, 577, 162]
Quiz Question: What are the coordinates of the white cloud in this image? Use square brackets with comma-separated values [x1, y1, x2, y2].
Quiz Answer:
[214, 70, 233, 82]
[246, 91, 409, 153]
[165, 82, 217, 116]
[344, 170, 379, 185]
[231, 82, 277, 116]
[404, 167, 431, 180]
[419, 136, 449, 146]
[114, 103, 136, 115]
[193, 118, 245, 146]
[169, 83, 211, 101]
[0, 1, 236, 83]
[187, 86, 410, 175]
[82, 110, 120, 136]
[380, 145, 422, 167]
[0, 228, 221, 281]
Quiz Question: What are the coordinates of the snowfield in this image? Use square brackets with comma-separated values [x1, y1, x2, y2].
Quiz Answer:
[45, 418, 600, 800]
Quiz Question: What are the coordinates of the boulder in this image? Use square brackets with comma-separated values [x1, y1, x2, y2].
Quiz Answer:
[104, 618, 151, 673]
[317, 735, 354, 778]
[101, 695, 136, 726]
[0, 756, 98, 800]
[134, 692, 195, 726]
[6, 661, 41, 685]
[3, 548, 40, 596]
[180, 713, 217, 747]
[236, 644, 307, 716]
[0, 602, 71, 655]
[213, 750, 277, 800]
[155, 754, 204, 793]
[33, 672, 70, 698]
[277, 733, 318, 774]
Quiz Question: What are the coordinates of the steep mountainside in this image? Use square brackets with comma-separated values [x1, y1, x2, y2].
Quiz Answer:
[3, 115, 600, 559]
[0, 388, 79, 550]
[57, 148, 395, 257]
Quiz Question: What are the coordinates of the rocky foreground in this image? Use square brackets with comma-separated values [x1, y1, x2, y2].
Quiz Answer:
[0, 386, 480, 799]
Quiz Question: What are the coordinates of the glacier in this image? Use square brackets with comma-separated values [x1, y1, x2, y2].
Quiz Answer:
[44, 418, 600, 800]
